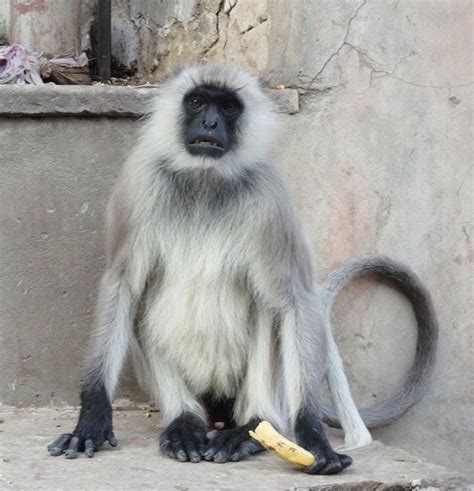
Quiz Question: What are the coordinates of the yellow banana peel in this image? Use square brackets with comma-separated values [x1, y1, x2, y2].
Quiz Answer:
[249, 421, 315, 467]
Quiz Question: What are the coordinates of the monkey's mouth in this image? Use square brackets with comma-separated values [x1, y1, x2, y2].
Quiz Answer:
[188, 138, 225, 150]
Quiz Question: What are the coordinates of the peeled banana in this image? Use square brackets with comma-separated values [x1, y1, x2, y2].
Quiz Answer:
[249, 420, 315, 467]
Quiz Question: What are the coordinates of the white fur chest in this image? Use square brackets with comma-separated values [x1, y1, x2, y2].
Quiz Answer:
[143, 219, 252, 397]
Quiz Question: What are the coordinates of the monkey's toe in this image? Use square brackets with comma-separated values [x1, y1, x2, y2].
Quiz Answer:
[305, 452, 353, 475]
[47, 433, 72, 456]
[159, 412, 207, 463]
[47, 426, 116, 459]
[205, 424, 264, 463]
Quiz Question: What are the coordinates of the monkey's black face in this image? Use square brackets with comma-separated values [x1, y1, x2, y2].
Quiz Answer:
[182, 84, 243, 158]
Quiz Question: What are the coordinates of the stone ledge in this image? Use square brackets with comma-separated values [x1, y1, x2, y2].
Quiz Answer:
[0, 85, 299, 118]
[0, 408, 468, 490]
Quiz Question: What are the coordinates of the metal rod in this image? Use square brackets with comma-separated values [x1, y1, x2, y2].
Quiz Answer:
[95, 0, 111, 80]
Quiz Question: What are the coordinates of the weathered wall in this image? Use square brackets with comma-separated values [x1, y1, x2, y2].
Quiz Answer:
[0, 0, 96, 54]
[0, 0, 8, 41]
[0, 0, 472, 481]
[111, 0, 271, 81]
[8, 0, 83, 55]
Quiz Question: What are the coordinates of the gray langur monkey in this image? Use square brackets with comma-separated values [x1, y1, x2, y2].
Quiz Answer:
[48, 64, 438, 475]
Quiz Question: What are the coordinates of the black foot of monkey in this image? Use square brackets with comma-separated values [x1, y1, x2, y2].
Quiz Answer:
[204, 418, 264, 463]
[295, 408, 352, 475]
[159, 412, 208, 463]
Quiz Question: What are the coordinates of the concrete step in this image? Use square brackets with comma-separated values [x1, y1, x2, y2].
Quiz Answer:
[0, 408, 468, 490]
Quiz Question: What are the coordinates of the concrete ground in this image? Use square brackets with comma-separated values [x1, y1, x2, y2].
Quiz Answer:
[0, 408, 468, 490]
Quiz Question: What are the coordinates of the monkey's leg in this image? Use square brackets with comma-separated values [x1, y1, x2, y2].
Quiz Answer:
[145, 352, 209, 463]
[280, 307, 353, 475]
[48, 268, 135, 459]
[295, 408, 353, 474]
[205, 308, 279, 463]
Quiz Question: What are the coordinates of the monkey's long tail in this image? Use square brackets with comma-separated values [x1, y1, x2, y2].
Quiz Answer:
[321, 255, 439, 430]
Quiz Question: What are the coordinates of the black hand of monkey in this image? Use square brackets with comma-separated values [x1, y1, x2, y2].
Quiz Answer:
[204, 418, 264, 463]
[295, 409, 352, 474]
[47, 410, 116, 458]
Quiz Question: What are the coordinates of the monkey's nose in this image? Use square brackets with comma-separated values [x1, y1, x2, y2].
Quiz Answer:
[202, 119, 218, 130]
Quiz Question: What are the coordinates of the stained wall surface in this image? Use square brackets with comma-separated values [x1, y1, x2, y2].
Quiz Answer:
[0, 0, 472, 480]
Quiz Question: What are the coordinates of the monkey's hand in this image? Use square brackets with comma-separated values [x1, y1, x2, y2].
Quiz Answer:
[47, 406, 117, 459]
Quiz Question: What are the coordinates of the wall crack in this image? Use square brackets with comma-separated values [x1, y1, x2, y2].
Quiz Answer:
[202, 0, 225, 56]
[307, 0, 367, 88]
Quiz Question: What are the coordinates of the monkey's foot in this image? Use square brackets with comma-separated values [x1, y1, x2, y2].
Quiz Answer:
[296, 434, 353, 474]
[295, 409, 353, 474]
[204, 419, 264, 463]
[304, 450, 353, 475]
[47, 427, 117, 459]
[159, 412, 207, 463]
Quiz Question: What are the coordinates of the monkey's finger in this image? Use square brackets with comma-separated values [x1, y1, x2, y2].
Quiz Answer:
[188, 449, 201, 463]
[229, 441, 263, 462]
[203, 445, 218, 461]
[48, 433, 72, 456]
[169, 441, 188, 462]
[176, 449, 188, 462]
[84, 439, 95, 458]
[65, 436, 80, 459]
[214, 450, 231, 463]
[47, 433, 69, 451]
[318, 460, 343, 475]
[184, 439, 202, 463]
[159, 438, 173, 457]
[107, 430, 118, 447]
[230, 439, 263, 461]
[305, 455, 327, 474]
[240, 439, 264, 456]
[338, 454, 353, 468]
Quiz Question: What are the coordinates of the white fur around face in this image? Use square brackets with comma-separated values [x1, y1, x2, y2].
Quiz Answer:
[138, 64, 278, 180]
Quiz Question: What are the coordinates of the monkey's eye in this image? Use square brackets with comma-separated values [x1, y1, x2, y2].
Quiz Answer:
[187, 97, 204, 111]
[221, 101, 240, 117]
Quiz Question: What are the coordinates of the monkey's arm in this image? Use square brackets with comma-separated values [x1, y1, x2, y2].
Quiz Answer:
[47, 263, 139, 459]
[48, 190, 156, 459]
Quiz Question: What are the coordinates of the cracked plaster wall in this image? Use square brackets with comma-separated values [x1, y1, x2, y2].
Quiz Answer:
[111, 0, 271, 80]
[0, 0, 472, 481]
[0, 1, 8, 41]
